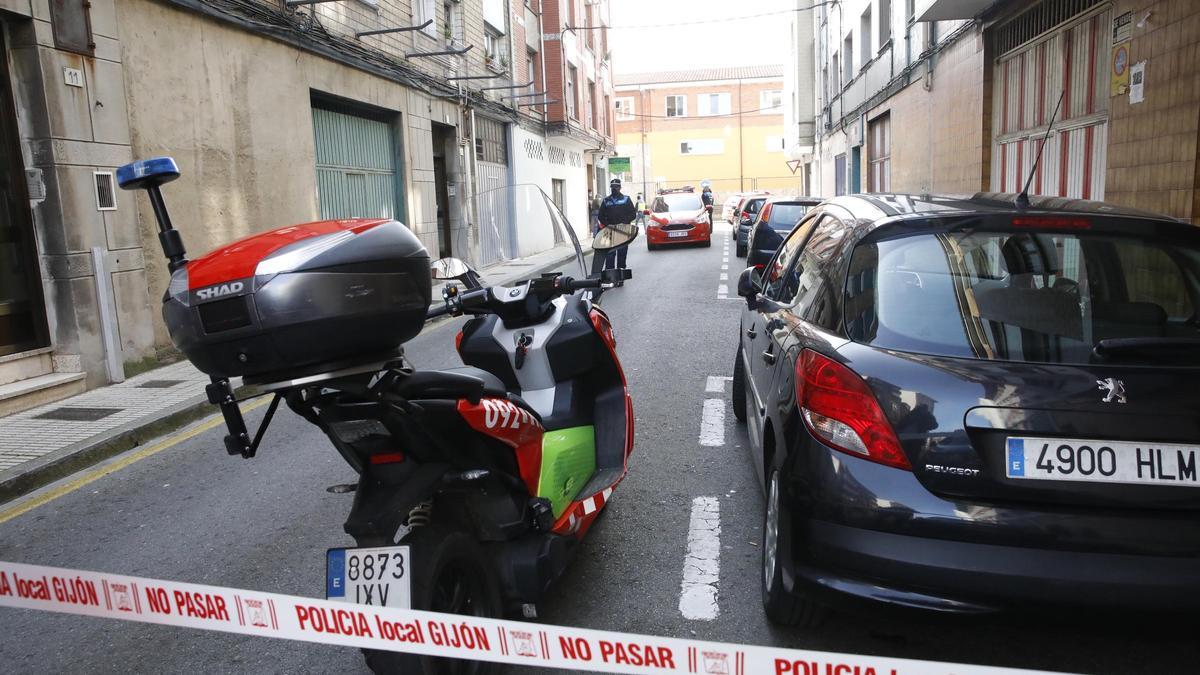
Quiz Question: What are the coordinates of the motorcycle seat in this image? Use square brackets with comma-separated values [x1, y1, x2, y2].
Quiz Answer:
[396, 367, 509, 402]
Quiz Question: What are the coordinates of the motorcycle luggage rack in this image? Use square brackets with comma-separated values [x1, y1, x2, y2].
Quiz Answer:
[206, 378, 282, 459]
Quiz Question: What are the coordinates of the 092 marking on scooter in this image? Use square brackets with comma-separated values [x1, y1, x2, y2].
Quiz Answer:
[326, 546, 412, 609]
[482, 398, 542, 431]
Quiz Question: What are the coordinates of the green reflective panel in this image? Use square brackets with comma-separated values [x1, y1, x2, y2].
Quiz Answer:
[537, 426, 596, 518]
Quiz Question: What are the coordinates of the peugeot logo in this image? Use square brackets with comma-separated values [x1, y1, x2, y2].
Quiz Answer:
[1097, 378, 1127, 404]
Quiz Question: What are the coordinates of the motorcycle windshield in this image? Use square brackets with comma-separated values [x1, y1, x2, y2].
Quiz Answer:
[451, 184, 587, 278]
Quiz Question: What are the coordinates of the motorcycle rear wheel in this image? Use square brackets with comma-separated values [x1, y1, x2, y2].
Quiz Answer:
[362, 525, 504, 675]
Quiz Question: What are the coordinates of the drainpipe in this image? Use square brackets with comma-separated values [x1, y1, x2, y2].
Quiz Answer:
[738, 77, 745, 192]
[640, 85, 648, 199]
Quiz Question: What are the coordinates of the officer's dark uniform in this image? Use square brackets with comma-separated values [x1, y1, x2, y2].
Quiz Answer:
[598, 183, 637, 271]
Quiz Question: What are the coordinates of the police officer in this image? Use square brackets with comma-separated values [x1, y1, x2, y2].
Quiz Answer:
[700, 182, 715, 226]
[597, 177, 637, 275]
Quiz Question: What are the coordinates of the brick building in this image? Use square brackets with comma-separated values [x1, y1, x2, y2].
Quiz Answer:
[807, 0, 1199, 224]
[613, 66, 795, 206]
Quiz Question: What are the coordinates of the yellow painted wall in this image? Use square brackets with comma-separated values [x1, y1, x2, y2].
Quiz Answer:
[617, 125, 802, 198]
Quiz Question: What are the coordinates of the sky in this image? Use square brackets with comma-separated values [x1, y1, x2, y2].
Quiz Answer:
[608, 0, 793, 75]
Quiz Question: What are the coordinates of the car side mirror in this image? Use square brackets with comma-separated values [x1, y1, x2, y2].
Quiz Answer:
[738, 267, 760, 308]
[642, 209, 651, 216]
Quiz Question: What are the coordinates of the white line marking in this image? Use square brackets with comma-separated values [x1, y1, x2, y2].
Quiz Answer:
[679, 497, 721, 621]
[721, 264, 728, 270]
[705, 376, 733, 393]
[717, 284, 729, 295]
[699, 398, 725, 447]
[719, 273, 728, 281]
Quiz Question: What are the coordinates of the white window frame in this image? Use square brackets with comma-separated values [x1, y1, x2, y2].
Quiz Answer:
[679, 138, 725, 155]
[697, 92, 731, 116]
[566, 66, 578, 119]
[665, 94, 687, 118]
[414, 0, 436, 37]
[614, 96, 635, 120]
[759, 90, 782, 113]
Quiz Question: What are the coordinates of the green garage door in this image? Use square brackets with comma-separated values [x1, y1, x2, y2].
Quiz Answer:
[312, 106, 400, 220]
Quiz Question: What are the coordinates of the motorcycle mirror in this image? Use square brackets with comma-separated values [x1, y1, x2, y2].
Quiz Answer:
[593, 223, 639, 252]
[431, 257, 474, 281]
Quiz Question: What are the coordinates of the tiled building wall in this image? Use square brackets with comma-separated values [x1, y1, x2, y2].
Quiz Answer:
[863, 30, 987, 195]
[1105, 0, 1200, 224]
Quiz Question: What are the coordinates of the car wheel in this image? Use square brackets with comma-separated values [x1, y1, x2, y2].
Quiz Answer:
[703, 237, 712, 248]
[762, 470, 826, 627]
[732, 347, 747, 424]
[647, 242, 657, 251]
[736, 242, 747, 258]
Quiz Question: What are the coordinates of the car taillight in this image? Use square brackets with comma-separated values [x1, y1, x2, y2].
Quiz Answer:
[795, 350, 910, 470]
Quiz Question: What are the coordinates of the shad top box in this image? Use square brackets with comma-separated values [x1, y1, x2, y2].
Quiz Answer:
[162, 218, 431, 381]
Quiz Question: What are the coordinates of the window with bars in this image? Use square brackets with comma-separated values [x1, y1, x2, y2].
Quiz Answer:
[474, 116, 507, 164]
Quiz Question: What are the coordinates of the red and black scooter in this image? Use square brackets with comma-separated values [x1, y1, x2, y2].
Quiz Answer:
[117, 158, 637, 674]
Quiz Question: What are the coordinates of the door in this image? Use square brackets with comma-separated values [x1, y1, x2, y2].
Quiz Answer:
[742, 215, 819, 432]
[312, 105, 400, 220]
[474, 116, 512, 265]
[432, 154, 451, 257]
[0, 29, 49, 356]
[850, 146, 862, 194]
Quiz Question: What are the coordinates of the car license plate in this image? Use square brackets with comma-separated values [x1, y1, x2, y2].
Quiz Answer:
[668, 231, 688, 238]
[1006, 437, 1200, 487]
[326, 545, 411, 608]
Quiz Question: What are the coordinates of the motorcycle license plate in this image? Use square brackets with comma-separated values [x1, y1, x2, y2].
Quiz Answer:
[668, 231, 688, 238]
[326, 545, 412, 608]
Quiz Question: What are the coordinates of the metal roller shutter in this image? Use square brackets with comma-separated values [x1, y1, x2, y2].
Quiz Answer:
[312, 106, 400, 220]
[990, 1, 1110, 200]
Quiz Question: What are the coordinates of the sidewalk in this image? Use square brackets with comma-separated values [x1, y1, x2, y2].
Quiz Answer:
[0, 244, 584, 504]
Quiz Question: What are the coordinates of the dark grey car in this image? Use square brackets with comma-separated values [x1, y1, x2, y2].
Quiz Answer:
[744, 197, 822, 270]
[732, 192, 1200, 626]
[734, 196, 770, 258]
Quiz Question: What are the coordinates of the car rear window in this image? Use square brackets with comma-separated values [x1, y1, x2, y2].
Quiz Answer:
[652, 194, 702, 212]
[766, 204, 808, 231]
[744, 198, 765, 214]
[844, 228, 1200, 364]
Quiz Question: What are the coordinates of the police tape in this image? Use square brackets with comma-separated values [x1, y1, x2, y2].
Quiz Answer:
[0, 559, 1062, 675]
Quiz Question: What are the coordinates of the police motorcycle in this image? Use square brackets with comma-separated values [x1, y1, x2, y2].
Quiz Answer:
[116, 158, 637, 674]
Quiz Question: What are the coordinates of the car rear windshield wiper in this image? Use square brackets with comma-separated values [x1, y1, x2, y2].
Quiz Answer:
[1092, 337, 1200, 362]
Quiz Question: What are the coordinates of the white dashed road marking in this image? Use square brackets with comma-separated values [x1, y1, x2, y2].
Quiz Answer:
[719, 273, 728, 281]
[699, 398, 726, 447]
[705, 375, 732, 392]
[679, 496, 721, 621]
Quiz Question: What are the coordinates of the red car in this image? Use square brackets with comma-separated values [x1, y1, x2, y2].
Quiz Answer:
[644, 188, 712, 250]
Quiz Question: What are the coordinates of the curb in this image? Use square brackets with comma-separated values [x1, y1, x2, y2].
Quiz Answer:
[0, 248, 586, 505]
[0, 393, 215, 505]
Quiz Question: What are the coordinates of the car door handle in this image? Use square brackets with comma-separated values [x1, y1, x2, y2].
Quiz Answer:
[761, 349, 776, 365]
[746, 326, 757, 339]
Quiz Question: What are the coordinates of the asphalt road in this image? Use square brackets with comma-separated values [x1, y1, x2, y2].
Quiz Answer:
[2, 226, 1198, 674]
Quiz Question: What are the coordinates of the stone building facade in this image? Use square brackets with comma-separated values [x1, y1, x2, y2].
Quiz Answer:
[0, 0, 613, 415]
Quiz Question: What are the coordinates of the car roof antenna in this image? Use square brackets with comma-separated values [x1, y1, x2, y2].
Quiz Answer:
[1016, 90, 1065, 209]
